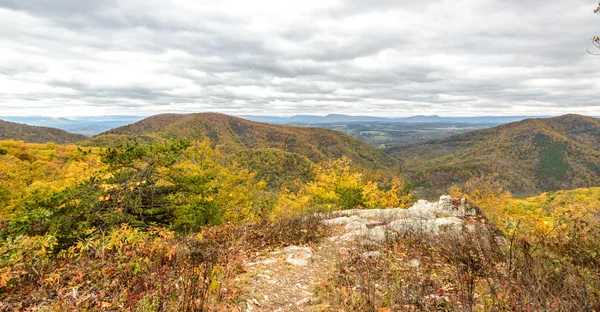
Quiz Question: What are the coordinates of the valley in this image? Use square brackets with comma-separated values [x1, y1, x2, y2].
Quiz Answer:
[299, 121, 494, 148]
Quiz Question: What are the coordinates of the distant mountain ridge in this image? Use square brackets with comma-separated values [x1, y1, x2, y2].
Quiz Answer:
[0, 120, 87, 144]
[1, 114, 569, 136]
[385, 114, 600, 196]
[87, 113, 397, 171]
[0, 116, 146, 136]
[241, 114, 551, 125]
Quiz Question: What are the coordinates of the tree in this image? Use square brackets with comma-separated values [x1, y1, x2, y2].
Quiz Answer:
[591, 2, 600, 54]
[270, 157, 413, 219]
[7, 139, 265, 248]
[9, 140, 192, 247]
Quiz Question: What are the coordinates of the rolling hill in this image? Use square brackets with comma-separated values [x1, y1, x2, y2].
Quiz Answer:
[386, 114, 600, 196]
[0, 120, 87, 144]
[86, 113, 397, 171]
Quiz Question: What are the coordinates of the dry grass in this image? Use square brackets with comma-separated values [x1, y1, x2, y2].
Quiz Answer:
[319, 218, 600, 311]
[0, 214, 330, 311]
[243, 213, 330, 252]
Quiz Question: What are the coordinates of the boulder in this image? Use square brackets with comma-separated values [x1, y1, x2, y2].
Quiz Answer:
[321, 216, 352, 226]
[360, 251, 382, 259]
[275, 246, 313, 266]
[321, 195, 475, 241]
[344, 216, 368, 231]
[388, 217, 463, 235]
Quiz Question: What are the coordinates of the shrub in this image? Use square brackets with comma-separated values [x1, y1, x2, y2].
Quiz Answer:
[7, 139, 265, 248]
[322, 206, 600, 311]
[0, 225, 245, 311]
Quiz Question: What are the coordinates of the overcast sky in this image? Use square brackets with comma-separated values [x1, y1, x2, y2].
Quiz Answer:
[0, 0, 598, 117]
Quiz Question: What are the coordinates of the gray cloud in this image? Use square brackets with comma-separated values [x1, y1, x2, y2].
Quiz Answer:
[0, 0, 599, 117]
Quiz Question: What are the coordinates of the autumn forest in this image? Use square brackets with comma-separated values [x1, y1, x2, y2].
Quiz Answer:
[0, 112, 598, 311]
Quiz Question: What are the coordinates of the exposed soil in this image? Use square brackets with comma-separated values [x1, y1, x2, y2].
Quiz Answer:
[238, 229, 348, 312]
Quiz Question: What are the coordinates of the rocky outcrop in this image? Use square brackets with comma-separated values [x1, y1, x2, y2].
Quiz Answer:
[273, 246, 314, 266]
[323, 196, 476, 242]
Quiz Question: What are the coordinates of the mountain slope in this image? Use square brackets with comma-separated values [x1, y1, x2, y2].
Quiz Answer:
[87, 113, 396, 171]
[386, 114, 600, 195]
[0, 120, 87, 144]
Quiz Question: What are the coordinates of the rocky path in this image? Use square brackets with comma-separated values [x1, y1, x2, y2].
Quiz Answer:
[240, 234, 348, 312]
[238, 196, 478, 312]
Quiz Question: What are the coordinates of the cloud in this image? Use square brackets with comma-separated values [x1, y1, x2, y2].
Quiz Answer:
[0, 0, 598, 117]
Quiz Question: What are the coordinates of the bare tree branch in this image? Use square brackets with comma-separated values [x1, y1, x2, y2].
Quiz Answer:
[591, 2, 600, 55]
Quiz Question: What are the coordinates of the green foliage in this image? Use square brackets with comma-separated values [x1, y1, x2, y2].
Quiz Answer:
[235, 148, 314, 191]
[389, 115, 600, 196]
[535, 133, 568, 183]
[271, 157, 413, 218]
[6, 139, 265, 248]
[334, 185, 367, 210]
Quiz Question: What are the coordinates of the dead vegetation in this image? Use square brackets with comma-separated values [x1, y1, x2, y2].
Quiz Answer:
[0, 213, 331, 311]
[318, 216, 600, 311]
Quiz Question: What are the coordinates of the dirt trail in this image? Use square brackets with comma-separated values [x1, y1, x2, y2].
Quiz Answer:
[238, 196, 475, 311]
[239, 235, 348, 312]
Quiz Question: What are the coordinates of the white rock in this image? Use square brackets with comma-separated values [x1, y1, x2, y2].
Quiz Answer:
[323, 195, 475, 243]
[328, 236, 340, 242]
[344, 216, 368, 231]
[366, 227, 390, 241]
[246, 257, 278, 266]
[361, 251, 381, 259]
[273, 245, 312, 256]
[389, 217, 463, 235]
[404, 203, 439, 219]
[438, 195, 453, 210]
[408, 258, 420, 269]
[296, 297, 311, 306]
[388, 219, 433, 233]
[283, 247, 313, 266]
[286, 256, 309, 266]
[434, 217, 464, 234]
[321, 216, 352, 226]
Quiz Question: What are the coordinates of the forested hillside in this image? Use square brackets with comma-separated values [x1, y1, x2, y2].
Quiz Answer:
[0, 120, 87, 144]
[386, 114, 600, 196]
[85, 113, 397, 172]
[1, 122, 599, 310]
[0, 137, 416, 310]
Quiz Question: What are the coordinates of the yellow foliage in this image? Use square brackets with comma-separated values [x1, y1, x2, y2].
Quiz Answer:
[0, 140, 105, 219]
[456, 176, 600, 240]
[271, 157, 412, 220]
[171, 141, 266, 224]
